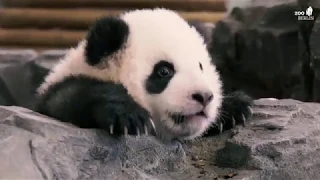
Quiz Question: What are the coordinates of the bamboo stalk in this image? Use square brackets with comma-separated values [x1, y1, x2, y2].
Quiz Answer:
[3, 0, 226, 11]
[0, 8, 225, 29]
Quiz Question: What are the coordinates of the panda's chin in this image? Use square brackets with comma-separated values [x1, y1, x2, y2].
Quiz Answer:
[168, 113, 211, 140]
[159, 110, 212, 139]
[170, 111, 207, 124]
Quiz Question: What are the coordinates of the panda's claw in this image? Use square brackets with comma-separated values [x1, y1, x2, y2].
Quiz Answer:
[109, 124, 114, 135]
[219, 122, 223, 134]
[149, 118, 156, 135]
[241, 114, 246, 127]
[232, 117, 236, 127]
[124, 126, 128, 137]
[248, 106, 254, 115]
[136, 127, 140, 137]
[205, 91, 253, 136]
[144, 125, 148, 135]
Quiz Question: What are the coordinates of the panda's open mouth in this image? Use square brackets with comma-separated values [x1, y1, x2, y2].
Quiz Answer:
[170, 111, 206, 124]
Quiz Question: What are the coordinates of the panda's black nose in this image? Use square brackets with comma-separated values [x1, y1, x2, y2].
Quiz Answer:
[192, 92, 213, 106]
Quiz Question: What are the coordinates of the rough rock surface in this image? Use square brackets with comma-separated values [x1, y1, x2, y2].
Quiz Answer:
[0, 49, 68, 109]
[1, 99, 320, 179]
[210, 2, 301, 100]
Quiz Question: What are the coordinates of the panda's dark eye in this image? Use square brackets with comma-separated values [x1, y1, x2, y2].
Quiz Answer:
[158, 66, 173, 77]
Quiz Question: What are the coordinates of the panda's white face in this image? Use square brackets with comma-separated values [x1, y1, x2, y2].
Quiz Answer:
[119, 9, 223, 140]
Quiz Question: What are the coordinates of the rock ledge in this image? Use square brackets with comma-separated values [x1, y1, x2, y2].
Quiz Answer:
[1, 98, 320, 180]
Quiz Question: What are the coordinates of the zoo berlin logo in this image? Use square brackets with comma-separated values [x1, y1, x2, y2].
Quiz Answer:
[295, 6, 314, 20]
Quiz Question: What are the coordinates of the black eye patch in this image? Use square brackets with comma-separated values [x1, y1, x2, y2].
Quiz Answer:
[145, 60, 175, 94]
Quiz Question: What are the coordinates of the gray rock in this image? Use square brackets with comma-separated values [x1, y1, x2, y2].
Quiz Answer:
[0, 60, 48, 109]
[225, 0, 252, 13]
[251, 0, 297, 7]
[0, 50, 65, 109]
[35, 50, 67, 70]
[214, 1, 320, 103]
[0, 49, 40, 106]
[225, 0, 297, 13]
[210, 3, 303, 100]
[1, 99, 320, 179]
[298, 0, 320, 8]
[0, 106, 187, 180]
[216, 99, 320, 180]
[0, 49, 37, 68]
[309, 14, 320, 102]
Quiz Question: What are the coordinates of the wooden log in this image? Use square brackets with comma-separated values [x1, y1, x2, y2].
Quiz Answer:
[0, 28, 85, 47]
[0, 8, 225, 30]
[2, 0, 226, 11]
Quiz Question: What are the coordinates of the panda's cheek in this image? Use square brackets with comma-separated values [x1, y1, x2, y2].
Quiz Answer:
[205, 99, 221, 122]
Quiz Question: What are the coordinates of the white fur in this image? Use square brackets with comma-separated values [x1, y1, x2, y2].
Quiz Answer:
[38, 8, 223, 140]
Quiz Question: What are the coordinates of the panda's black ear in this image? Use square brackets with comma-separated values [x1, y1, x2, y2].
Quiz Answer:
[85, 16, 129, 66]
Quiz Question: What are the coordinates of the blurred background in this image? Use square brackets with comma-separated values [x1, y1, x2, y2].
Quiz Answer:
[0, 0, 320, 110]
[0, 0, 296, 51]
[0, 0, 230, 52]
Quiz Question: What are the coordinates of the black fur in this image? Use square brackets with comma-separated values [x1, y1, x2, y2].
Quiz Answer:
[145, 60, 176, 94]
[35, 76, 153, 135]
[85, 16, 129, 66]
[204, 91, 253, 136]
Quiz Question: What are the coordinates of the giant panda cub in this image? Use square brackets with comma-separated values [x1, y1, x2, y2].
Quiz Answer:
[35, 8, 253, 141]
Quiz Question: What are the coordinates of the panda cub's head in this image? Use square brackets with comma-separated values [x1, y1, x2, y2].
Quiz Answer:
[39, 8, 222, 140]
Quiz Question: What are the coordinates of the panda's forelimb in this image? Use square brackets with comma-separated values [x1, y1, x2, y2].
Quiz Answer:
[219, 90, 253, 130]
[35, 75, 155, 136]
[204, 90, 253, 136]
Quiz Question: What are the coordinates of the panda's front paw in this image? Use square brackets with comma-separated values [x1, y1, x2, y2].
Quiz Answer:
[93, 101, 156, 136]
[205, 91, 253, 136]
[219, 91, 253, 132]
